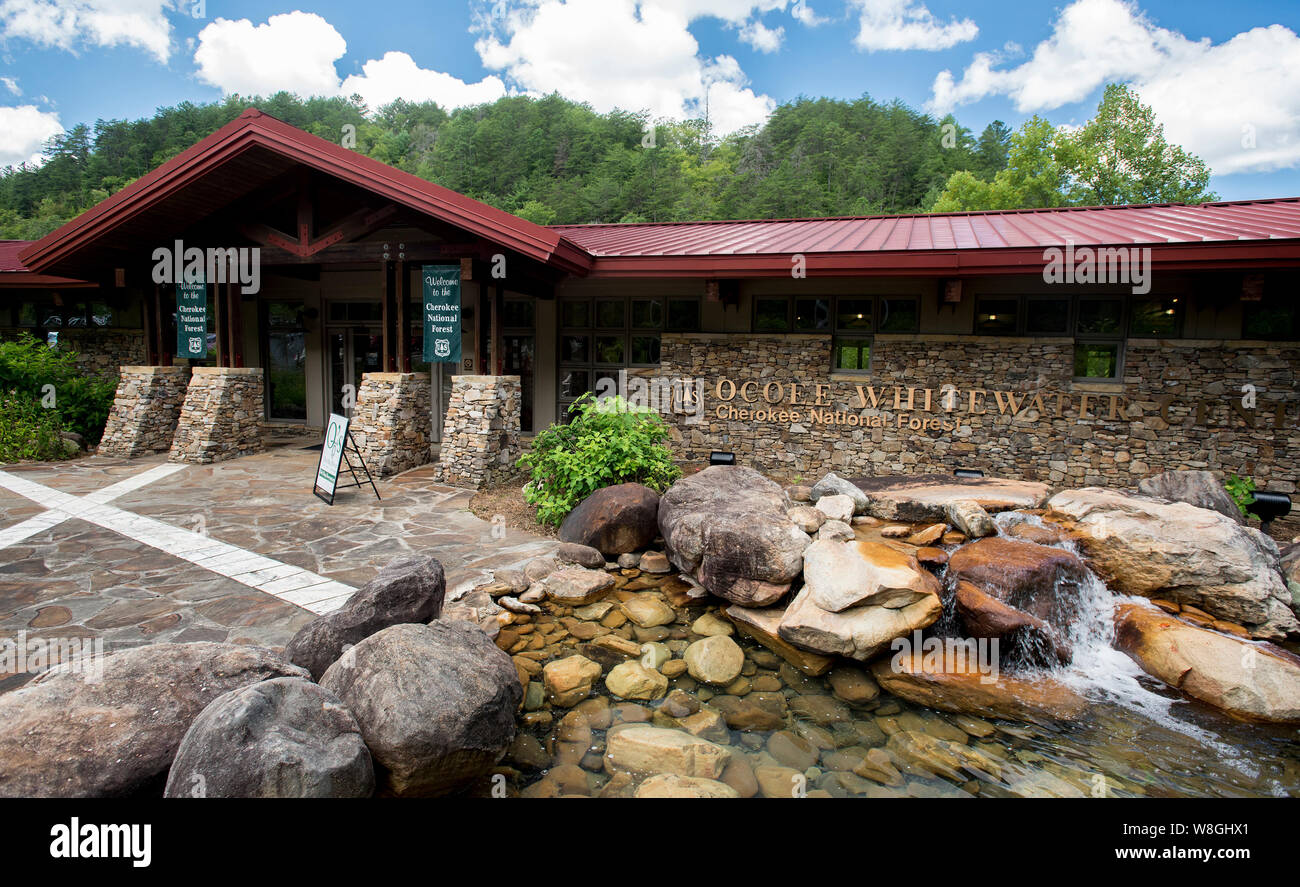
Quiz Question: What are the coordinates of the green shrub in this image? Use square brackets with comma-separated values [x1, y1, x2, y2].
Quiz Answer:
[0, 390, 69, 462]
[1224, 473, 1256, 517]
[519, 393, 682, 526]
[0, 332, 117, 444]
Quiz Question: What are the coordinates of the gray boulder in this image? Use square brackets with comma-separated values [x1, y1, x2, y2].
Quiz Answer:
[1138, 470, 1244, 524]
[810, 472, 870, 514]
[286, 556, 446, 680]
[559, 483, 661, 555]
[659, 466, 811, 607]
[164, 677, 373, 798]
[320, 621, 520, 796]
[0, 643, 308, 797]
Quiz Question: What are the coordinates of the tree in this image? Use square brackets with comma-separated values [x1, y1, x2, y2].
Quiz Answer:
[930, 84, 1216, 212]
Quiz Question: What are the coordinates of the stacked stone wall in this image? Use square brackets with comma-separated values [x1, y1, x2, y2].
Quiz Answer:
[168, 367, 265, 464]
[97, 365, 191, 458]
[350, 372, 433, 477]
[434, 375, 521, 488]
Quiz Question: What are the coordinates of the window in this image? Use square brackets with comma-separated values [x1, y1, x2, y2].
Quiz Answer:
[975, 298, 1018, 335]
[794, 298, 831, 331]
[596, 299, 625, 329]
[667, 299, 699, 331]
[10, 298, 141, 330]
[1074, 343, 1119, 379]
[878, 298, 918, 332]
[835, 339, 871, 371]
[836, 299, 872, 331]
[1129, 298, 1181, 337]
[630, 299, 662, 329]
[1074, 298, 1124, 379]
[754, 298, 790, 331]
[1243, 296, 1297, 340]
[263, 301, 307, 422]
[1026, 298, 1070, 334]
[1076, 299, 1123, 336]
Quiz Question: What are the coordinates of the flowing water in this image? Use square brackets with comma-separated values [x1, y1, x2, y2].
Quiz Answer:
[507, 516, 1300, 798]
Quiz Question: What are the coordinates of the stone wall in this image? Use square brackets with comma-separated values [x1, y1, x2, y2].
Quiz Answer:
[651, 333, 1300, 493]
[434, 375, 521, 489]
[350, 372, 433, 477]
[97, 365, 191, 458]
[168, 367, 266, 464]
[1, 328, 146, 378]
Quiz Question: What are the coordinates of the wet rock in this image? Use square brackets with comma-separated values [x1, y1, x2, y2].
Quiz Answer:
[543, 566, 616, 607]
[639, 551, 671, 573]
[1005, 522, 1067, 546]
[542, 655, 604, 707]
[777, 583, 942, 661]
[684, 636, 745, 685]
[710, 694, 786, 732]
[721, 755, 759, 797]
[286, 555, 446, 680]
[499, 596, 541, 616]
[817, 520, 855, 542]
[320, 622, 519, 796]
[524, 557, 559, 583]
[804, 539, 940, 613]
[767, 730, 819, 770]
[556, 542, 606, 569]
[870, 651, 1087, 722]
[754, 765, 805, 798]
[165, 677, 372, 798]
[789, 694, 852, 726]
[946, 500, 996, 539]
[787, 506, 826, 534]
[690, 611, 734, 637]
[635, 773, 739, 797]
[853, 747, 904, 787]
[827, 666, 880, 705]
[1138, 470, 1244, 523]
[559, 483, 661, 556]
[506, 733, 550, 771]
[915, 547, 948, 568]
[621, 595, 676, 628]
[617, 553, 641, 569]
[604, 725, 731, 778]
[947, 537, 1088, 626]
[575, 600, 615, 621]
[815, 494, 855, 523]
[954, 580, 1071, 666]
[887, 730, 1002, 783]
[659, 466, 810, 608]
[810, 472, 870, 514]
[0, 643, 307, 798]
[605, 661, 669, 701]
[1114, 601, 1300, 723]
[849, 474, 1050, 523]
[494, 568, 529, 594]
[906, 523, 947, 546]
[725, 604, 835, 676]
[1048, 488, 1298, 639]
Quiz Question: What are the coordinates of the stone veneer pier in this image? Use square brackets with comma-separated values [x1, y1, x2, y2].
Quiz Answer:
[168, 366, 266, 464]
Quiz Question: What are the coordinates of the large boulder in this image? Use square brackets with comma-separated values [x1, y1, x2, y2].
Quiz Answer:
[559, 483, 661, 556]
[286, 556, 446, 680]
[0, 643, 308, 797]
[724, 604, 834, 676]
[803, 539, 940, 612]
[1048, 488, 1298, 640]
[658, 466, 811, 607]
[542, 566, 615, 606]
[1137, 470, 1243, 524]
[1281, 543, 1299, 608]
[954, 580, 1070, 666]
[810, 472, 870, 514]
[164, 677, 372, 798]
[846, 474, 1051, 523]
[777, 582, 942, 661]
[1114, 602, 1300, 724]
[320, 622, 520, 796]
[870, 651, 1087, 722]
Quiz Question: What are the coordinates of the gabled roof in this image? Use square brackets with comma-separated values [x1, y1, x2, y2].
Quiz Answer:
[0, 240, 97, 288]
[553, 198, 1300, 277]
[19, 108, 593, 278]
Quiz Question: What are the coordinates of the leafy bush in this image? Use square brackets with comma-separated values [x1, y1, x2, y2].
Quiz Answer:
[0, 391, 69, 462]
[519, 393, 681, 526]
[1224, 474, 1257, 518]
[0, 333, 117, 445]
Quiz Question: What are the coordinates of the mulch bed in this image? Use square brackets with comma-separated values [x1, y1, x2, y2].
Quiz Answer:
[469, 479, 559, 540]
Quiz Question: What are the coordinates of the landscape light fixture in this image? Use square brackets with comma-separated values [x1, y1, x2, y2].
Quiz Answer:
[954, 468, 984, 479]
[709, 451, 736, 466]
[1245, 490, 1291, 534]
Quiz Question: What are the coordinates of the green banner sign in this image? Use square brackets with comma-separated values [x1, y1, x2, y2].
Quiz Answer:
[175, 276, 207, 359]
[422, 264, 461, 364]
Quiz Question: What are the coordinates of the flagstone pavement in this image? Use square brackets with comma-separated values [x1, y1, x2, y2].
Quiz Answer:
[0, 437, 554, 692]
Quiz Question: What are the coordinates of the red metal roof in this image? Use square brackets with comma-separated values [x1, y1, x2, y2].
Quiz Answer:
[0, 240, 97, 288]
[552, 199, 1300, 278]
[19, 108, 593, 278]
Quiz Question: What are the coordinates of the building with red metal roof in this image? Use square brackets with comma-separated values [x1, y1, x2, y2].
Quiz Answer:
[2, 109, 1296, 491]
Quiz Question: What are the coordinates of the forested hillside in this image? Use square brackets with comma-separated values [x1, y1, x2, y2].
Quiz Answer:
[0, 92, 1010, 239]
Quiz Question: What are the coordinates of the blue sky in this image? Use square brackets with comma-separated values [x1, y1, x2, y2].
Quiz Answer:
[2, 0, 1299, 200]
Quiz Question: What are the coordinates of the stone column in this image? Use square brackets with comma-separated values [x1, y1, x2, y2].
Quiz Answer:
[97, 365, 191, 458]
[168, 366, 266, 464]
[434, 375, 521, 489]
[350, 372, 433, 477]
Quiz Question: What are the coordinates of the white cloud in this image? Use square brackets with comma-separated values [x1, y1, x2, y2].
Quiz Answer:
[0, 0, 176, 62]
[928, 0, 1300, 174]
[738, 19, 784, 53]
[791, 0, 826, 27]
[849, 0, 978, 52]
[1, 76, 19, 95]
[340, 52, 507, 109]
[194, 12, 346, 98]
[0, 104, 63, 167]
[474, 0, 783, 134]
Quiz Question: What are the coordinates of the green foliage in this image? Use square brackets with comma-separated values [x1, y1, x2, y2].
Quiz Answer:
[2, 91, 1012, 236]
[1224, 474, 1257, 517]
[931, 85, 1216, 212]
[0, 391, 68, 462]
[0, 332, 117, 445]
[518, 394, 681, 526]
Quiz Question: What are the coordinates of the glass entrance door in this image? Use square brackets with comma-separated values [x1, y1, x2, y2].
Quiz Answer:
[328, 327, 382, 416]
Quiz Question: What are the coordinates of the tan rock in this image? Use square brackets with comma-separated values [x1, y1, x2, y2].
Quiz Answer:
[870, 651, 1087, 722]
[605, 661, 669, 701]
[906, 523, 947, 546]
[620, 596, 676, 628]
[690, 611, 735, 637]
[604, 725, 731, 779]
[754, 765, 806, 798]
[684, 635, 745, 685]
[542, 655, 603, 707]
[543, 567, 615, 606]
[725, 604, 833, 676]
[804, 539, 940, 613]
[778, 583, 942, 661]
[634, 773, 739, 798]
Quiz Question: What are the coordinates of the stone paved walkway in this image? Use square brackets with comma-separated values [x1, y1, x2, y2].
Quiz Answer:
[0, 437, 554, 692]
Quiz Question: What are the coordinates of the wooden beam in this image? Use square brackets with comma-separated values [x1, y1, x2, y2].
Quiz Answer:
[396, 260, 408, 372]
[229, 283, 245, 368]
[492, 281, 503, 377]
[213, 281, 225, 368]
[380, 259, 392, 373]
[241, 205, 401, 259]
[252, 238, 481, 266]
